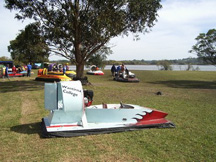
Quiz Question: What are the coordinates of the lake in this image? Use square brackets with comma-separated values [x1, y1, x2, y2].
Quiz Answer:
[69, 65, 216, 71]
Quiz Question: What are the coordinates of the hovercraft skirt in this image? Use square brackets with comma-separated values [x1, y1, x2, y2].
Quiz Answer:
[41, 118, 175, 138]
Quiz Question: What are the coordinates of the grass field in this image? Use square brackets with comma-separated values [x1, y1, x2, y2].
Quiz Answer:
[0, 69, 216, 161]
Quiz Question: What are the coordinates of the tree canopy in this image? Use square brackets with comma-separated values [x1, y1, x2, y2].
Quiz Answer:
[86, 46, 112, 69]
[0, 56, 12, 61]
[189, 29, 216, 65]
[8, 23, 50, 65]
[5, 0, 162, 77]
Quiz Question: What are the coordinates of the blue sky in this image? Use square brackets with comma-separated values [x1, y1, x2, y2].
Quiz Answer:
[1, 0, 216, 61]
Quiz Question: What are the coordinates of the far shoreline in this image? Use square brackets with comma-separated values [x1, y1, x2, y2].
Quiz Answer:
[69, 64, 216, 71]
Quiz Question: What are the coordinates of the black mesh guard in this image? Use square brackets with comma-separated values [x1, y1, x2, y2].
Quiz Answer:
[83, 89, 94, 101]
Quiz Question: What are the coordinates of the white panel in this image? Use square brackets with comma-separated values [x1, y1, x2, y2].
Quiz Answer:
[44, 83, 57, 110]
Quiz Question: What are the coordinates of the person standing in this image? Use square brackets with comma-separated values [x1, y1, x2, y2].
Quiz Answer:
[66, 63, 69, 70]
[12, 65, 16, 73]
[121, 64, 126, 78]
[27, 63, 32, 77]
[63, 64, 66, 75]
[5, 64, 9, 80]
[111, 64, 116, 77]
[116, 65, 121, 77]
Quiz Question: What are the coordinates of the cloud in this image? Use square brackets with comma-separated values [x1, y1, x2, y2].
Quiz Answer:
[161, 0, 216, 25]
[0, 2, 31, 58]
[0, 0, 216, 61]
[108, 0, 216, 60]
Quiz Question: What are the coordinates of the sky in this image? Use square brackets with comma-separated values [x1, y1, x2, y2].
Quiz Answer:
[0, 0, 216, 61]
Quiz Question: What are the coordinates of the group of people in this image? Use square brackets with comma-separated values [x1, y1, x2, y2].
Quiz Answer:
[2, 63, 32, 79]
[48, 63, 69, 75]
[111, 64, 129, 78]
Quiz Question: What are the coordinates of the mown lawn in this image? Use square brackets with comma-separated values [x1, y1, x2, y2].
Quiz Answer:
[0, 69, 216, 161]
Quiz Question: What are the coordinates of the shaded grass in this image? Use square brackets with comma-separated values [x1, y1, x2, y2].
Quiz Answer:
[0, 70, 216, 161]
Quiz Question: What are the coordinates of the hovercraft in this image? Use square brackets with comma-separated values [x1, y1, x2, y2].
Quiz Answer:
[41, 81, 174, 137]
[35, 68, 72, 82]
[113, 76, 140, 82]
[8, 72, 24, 77]
[48, 71, 76, 78]
[114, 72, 139, 83]
[114, 69, 139, 82]
[119, 71, 136, 78]
[0, 67, 21, 78]
[5, 66, 25, 77]
[86, 65, 104, 75]
[19, 70, 28, 76]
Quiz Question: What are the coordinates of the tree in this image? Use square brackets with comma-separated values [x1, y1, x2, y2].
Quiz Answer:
[8, 23, 50, 65]
[189, 29, 216, 65]
[157, 60, 172, 71]
[5, 0, 162, 77]
[86, 54, 106, 69]
[0, 56, 12, 61]
[86, 46, 111, 69]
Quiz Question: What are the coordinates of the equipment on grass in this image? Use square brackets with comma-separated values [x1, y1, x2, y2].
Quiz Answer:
[41, 81, 174, 137]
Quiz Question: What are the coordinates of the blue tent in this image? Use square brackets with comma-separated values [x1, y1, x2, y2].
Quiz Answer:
[0, 61, 13, 68]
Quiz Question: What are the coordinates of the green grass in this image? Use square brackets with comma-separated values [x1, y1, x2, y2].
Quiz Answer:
[0, 69, 216, 161]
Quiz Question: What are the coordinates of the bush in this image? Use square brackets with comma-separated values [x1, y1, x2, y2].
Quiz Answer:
[157, 60, 172, 71]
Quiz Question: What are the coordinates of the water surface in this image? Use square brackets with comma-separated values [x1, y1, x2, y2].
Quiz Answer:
[69, 65, 216, 71]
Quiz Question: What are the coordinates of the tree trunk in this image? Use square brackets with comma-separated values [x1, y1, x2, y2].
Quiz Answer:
[76, 61, 85, 78]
